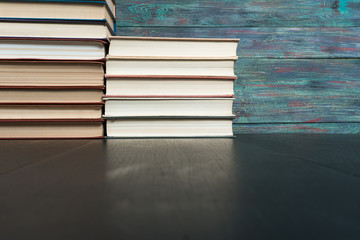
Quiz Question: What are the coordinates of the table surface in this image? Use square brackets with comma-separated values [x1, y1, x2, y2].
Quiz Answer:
[1, 135, 360, 240]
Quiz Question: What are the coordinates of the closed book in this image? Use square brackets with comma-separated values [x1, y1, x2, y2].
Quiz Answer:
[104, 75, 235, 96]
[0, 1, 115, 30]
[0, 61, 104, 87]
[103, 98, 234, 117]
[0, 38, 106, 60]
[108, 36, 239, 58]
[106, 57, 237, 77]
[0, 87, 104, 103]
[1, 0, 116, 17]
[0, 119, 103, 139]
[105, 117, 234, 138]
[0, 103, 103, 119]
[0, 20, 113, 39]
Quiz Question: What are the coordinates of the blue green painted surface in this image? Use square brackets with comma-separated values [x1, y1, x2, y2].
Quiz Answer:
[115, 0, 360, 133]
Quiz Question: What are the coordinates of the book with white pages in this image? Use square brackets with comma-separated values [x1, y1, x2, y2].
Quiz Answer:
[108, 36, 239, 57]
[0, 38, 106, 60]
[104, 75, 235, 96]
[103, 97, 234, 117]
[105, 118, 234, 138]
[0, 1, 115, 30]
[106, 56, 237, 77]
[0, 20, 113, 39]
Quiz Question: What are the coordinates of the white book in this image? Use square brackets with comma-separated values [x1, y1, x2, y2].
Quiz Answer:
[0, 21, 113, 39]
[0, 39, 105, 60]
[109, 36, 239, 57]
[103, 98, 234, 117]
[106, 118, 234, 137]
[104, 76, 235, 96]
[106, 57, 237, 76]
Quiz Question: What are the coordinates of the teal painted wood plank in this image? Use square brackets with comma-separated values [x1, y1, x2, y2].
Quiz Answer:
[116, 0, 360, 27]
[233, 123, 360, 134]
[116, 27, 360, 58]
[233, 59, 360, 123]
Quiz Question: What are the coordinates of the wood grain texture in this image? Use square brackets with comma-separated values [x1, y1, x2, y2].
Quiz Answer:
[234, 123, 360, 133]
[116, 27, 360, 58]
[1, 138, 360, 239]
[234, 59, 360, 123]
[116, 0, 360, 27]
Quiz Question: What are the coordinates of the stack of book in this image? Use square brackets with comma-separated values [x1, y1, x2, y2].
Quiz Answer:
[0, 0, 115, 138]
[104, 37, 239, 137]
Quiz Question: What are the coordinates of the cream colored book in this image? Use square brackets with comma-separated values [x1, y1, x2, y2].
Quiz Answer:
[0, 105, 102, 119]
[109, 36, 239, 57]
[0, 39, 106, 60]
[106, 57, 237, 77]
[0, 120, 103, 139]
[106, 118, 234, 138]
[103, 98, 234, 117]
[104, 76, 235, 96]
[0, 61, 104, 86]
[0, 1, 115, 30]
[0, 21, 113, 39]
[0, 88, 103, 103]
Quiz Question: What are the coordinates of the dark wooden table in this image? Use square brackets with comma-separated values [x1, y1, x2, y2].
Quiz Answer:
[1, 135, 360, 240]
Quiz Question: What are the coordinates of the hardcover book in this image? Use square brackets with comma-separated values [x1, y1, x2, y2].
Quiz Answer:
[0, 1, 115, 30]
[0, 104, 103, 119]
[108, 36, 239, 58]
[106, 57, 237, 77]
[0, 87, 104, 103]
[105, 118, 234, 138]
[0, 119, 104, 139]
[0, 20, 113, 39]
[0, 38, 106, 60]
[104, 75, 235, 96]
[103, 98, 234, 117]
[0, 61, 104, 86]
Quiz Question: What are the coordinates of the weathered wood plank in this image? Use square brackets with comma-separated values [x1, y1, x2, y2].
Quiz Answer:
[233, 59, 360, 123]
[116, 0, 360, 27]
[233, 123, 360, 134]
[116, 27, 360, 58]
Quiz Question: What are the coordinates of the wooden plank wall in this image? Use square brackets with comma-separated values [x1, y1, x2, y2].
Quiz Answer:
[115, 0, 360, 134]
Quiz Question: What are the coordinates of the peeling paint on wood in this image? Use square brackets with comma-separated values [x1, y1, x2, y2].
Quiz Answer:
[116, 0, 360, 27]
[234, 59, 360, 123]
[233, 123, 360, 134]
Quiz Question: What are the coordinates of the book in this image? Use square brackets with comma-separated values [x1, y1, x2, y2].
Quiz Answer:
[0, 1, 115, 30]
[0, 104, 103, 119]
[0, 61, 104, 86]
[104, 75, 235, 96]
[105, 118, 234, 138]
[0, 38, 106, 60]
[0, 20, 113, 39]
[108, 36, 239, 57]
[103, 98, 234, 117]
[0, 87, 103, 103]
[106, 57, 237, 76]
[1, 0, 116, 16]
[0, 119, 103, 139]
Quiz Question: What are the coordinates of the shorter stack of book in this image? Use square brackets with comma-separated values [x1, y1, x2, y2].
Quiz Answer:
[0, 0, 115, 138]
[104, 37, 239, 137]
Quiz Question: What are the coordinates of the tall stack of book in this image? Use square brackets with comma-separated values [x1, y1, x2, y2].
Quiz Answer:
[0, 0, 115, 138]
[104, 37, 239, 137]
